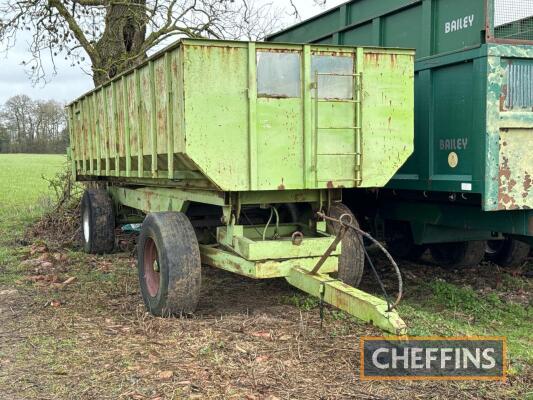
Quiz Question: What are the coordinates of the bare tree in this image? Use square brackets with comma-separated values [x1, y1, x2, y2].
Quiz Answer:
[2, 95, 36, 147]
[1, 95, 67, 153]
[288, 0, 329, 21]
[35, 100, 67, 141]
[0, 0, 284, 86]
[0, 124, 9, 153]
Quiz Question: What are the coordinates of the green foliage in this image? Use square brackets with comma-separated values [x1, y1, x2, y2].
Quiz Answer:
[282, 293, 320, 311]
[401, 278, 533, 368]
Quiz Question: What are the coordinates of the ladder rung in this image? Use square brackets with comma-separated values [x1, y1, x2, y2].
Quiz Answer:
[317, 153, 360, 156]
[317, 127, 361, 130]
[317, 179, 358, 182]
[316, 72, 361, 77]
[317, 99, 358, 103]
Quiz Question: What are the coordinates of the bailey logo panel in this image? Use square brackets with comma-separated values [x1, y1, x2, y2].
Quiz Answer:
[444, 15, 476, 34]
[431, 62, 476, 181]
[435, 0, 484, 54]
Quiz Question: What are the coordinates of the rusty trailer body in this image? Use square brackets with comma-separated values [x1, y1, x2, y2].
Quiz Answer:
[68, 39, 415, 334]
[268, 0, 533, 260]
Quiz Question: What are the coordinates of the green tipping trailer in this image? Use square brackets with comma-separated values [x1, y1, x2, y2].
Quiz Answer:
[67, 39, 415, 334]
[268, 0, 533, 267]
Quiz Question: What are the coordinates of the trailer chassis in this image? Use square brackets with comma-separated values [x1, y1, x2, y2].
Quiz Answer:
[108, 185, 406, 335]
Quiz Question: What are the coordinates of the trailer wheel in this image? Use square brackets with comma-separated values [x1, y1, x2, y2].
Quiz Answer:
[385, 221, 426, 261]
[81, 189, 115, 254]
[485, 238, 530, 268]
[429, 241, 485, 269]
[137, 212, 201, 316]
[327, 203, 364, 287]
[388, 239, 427, 262]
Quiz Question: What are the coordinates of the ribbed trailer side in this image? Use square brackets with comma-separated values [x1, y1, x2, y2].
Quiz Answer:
[68, 39, 415, 193]
[268, 0, 533, 58]
[68, 45, 189, 182]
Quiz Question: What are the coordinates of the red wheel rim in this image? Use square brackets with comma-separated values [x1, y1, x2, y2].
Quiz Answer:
[143, 238, 160, 297]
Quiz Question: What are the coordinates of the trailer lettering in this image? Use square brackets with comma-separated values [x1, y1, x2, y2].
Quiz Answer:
[445, 15, 475, 34]
[439, 138, 468, 151]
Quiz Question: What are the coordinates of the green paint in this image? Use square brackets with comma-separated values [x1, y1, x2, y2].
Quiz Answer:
[111, 81, 119, 177]
[122, 76, 131, 177]
[68, 39, 415, 334]
[200, 245, 338, 279]
[286, 267, 407, 335]
[268, 0, 486, 59]
[85, 99, 94, 173]
[149, 60, 157, 177]
[268, 1, 533, 239]
[216, 225, 340, 261]
[92, 94, 101, 174]
[68, 39, 414, 192]
[108, 186, 225, 214]
[485, 45, 533, 211]
[165, 52, 174, 179]
[247, 42, 258, 190]
[303, 45, 313, 188]
[380, 199, 533, 241]
[134, 69, 144, 178]
[102, 89, 111, 176]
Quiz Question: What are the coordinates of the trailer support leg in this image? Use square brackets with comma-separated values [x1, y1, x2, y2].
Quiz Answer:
[286, 267, 407, 335]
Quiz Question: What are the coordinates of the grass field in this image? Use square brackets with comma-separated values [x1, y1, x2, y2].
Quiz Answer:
[0, 153, 66, 234]
[0, 154, 531, 399]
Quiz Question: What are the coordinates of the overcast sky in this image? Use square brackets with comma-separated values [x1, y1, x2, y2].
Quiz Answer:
[2, 0, 532, 105]
[0, 0, 345, 105]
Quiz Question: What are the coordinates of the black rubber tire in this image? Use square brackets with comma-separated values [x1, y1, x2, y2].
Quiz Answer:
[429, 241, 485, 269]
[326, 203, 365, 287]
[486, 238, 530, 268]
[137, 212, 201, 316]
[385, 221, 427, 261]
[388, 240, 427, 262]
[80, 189, 115, 254]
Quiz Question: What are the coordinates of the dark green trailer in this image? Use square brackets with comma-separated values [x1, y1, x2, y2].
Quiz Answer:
[268, 0, 533, 267]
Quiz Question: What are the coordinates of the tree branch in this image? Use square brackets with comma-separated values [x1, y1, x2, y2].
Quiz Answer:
[48, 0, 99, 63]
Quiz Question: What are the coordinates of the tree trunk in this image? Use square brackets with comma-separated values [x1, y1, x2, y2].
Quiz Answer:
[92, 0, 148, 86]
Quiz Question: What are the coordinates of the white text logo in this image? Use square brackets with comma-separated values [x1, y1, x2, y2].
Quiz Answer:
[445, 15, 475, 34]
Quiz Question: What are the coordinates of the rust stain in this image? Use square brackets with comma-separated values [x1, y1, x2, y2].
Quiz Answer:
[498, 156, 517, 209]
[499, 193, 516, 209]
[390, 54, 398, 66]
[499, 156, 511, 181]
[332, 288, 349, 310]
[508, 178, 517, 192]
[278, 178, 285, 191]
[326, 181, 334, 189]
[145, 191, 153, 210]
[524, 173, 532, 191]
[500, 84, 508, 111]
[228, 260, 244, 274]
[523, 172, 532, 198]
[364, 53, 380, 65]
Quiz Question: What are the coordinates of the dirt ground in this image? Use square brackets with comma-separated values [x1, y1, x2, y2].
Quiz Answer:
[0, 234, 531, 399]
